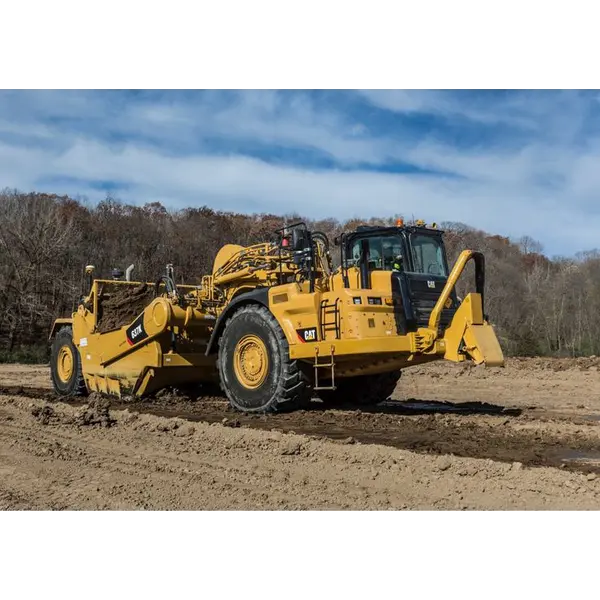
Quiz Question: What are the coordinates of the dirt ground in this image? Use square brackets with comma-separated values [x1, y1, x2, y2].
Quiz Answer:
[3, 358, 600, 509]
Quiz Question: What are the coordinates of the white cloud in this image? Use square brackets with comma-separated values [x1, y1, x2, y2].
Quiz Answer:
[1, 90, 600, 256]
[359, 89, 599, 144]
[0, 90, 395, 165]
[1, 136, 597, 256]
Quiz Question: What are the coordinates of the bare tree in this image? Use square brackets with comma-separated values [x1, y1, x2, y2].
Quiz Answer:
[2, 189, 600, 361]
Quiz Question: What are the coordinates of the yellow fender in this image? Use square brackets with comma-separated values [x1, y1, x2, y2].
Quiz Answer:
[48, 318, 73, 341]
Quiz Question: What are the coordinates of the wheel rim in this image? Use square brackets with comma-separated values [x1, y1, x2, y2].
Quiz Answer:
[233, 334, 269, 389]
[57, 345, 74, 383]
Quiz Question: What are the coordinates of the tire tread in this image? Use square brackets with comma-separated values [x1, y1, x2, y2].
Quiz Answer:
[217, 304, 310, 413]
[50, 326, 87, 397]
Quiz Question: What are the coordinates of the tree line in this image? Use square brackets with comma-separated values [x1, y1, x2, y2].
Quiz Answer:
[0, 188, 597, 361]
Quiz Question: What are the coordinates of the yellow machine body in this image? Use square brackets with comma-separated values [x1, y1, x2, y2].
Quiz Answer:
[266, 249, 504, 378]
[52, 281, 217, 396]
[49, 222, 504, 406]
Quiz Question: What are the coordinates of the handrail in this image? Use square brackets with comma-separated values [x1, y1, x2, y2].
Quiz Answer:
[427, 250, 485, 332]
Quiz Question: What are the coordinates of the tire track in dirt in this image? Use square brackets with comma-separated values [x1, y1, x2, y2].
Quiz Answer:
[2, 384, 600, 474]
[2, 393, 600, 510]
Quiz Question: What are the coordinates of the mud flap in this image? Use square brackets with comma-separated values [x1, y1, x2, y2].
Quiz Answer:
[462, 323, 504, 366]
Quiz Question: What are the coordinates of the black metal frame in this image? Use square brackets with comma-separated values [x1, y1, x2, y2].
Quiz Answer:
[471, 251, 486, 317]
[319, 297, 341, 340]
[274, 222, 316, 292]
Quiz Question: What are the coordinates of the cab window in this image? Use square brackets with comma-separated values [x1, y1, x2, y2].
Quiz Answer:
[350, 235, 405, 271]
[409, 234, 447, 276]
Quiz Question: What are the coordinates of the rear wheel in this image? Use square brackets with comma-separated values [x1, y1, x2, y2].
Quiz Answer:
[50, 327, 88, 397]
[217, 304, 310, 413]
[318, 371, 401, 407]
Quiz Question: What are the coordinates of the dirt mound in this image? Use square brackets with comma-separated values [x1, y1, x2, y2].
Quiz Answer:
[31, 393, 114, 428]
[147, 383, 225, 405]
[31, 404, 58, 425]
[96, 283, 155, 333]
[155, 387, 193, 403]
[74, 393, 114, 427]
[509, 356, 600, 372]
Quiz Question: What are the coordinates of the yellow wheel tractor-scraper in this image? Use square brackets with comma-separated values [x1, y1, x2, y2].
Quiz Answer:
[49, 220, 504, 412]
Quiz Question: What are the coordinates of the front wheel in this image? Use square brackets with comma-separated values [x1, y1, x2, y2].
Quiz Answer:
[217, 304, 310, 413]
[50, 327, 88, 397]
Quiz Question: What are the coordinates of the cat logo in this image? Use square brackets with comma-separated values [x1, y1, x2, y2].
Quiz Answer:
[296, 327, 318, 343]
[427, 280, 436, 289]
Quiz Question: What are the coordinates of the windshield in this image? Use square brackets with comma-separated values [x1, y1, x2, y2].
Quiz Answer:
[350, 235, 405, 271]
[409, 234, 447, 276]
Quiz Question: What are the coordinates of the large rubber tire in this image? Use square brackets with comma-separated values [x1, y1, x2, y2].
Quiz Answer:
[50, 327, 88, 397]
[318, 371, 401, 408]
[217, 304, 310, 413]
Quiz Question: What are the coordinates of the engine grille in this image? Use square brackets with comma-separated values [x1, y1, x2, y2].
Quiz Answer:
[411, 297, 457, 331]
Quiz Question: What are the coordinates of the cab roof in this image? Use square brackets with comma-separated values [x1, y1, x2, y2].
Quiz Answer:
[334, 223, 444, 246]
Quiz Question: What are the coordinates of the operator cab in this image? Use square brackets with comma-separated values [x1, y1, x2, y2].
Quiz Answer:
[347, 226, 447, 276]
[337, 220, 458, 334]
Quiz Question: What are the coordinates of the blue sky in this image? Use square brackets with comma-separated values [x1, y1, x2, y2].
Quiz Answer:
[1, 89, 600, 256]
